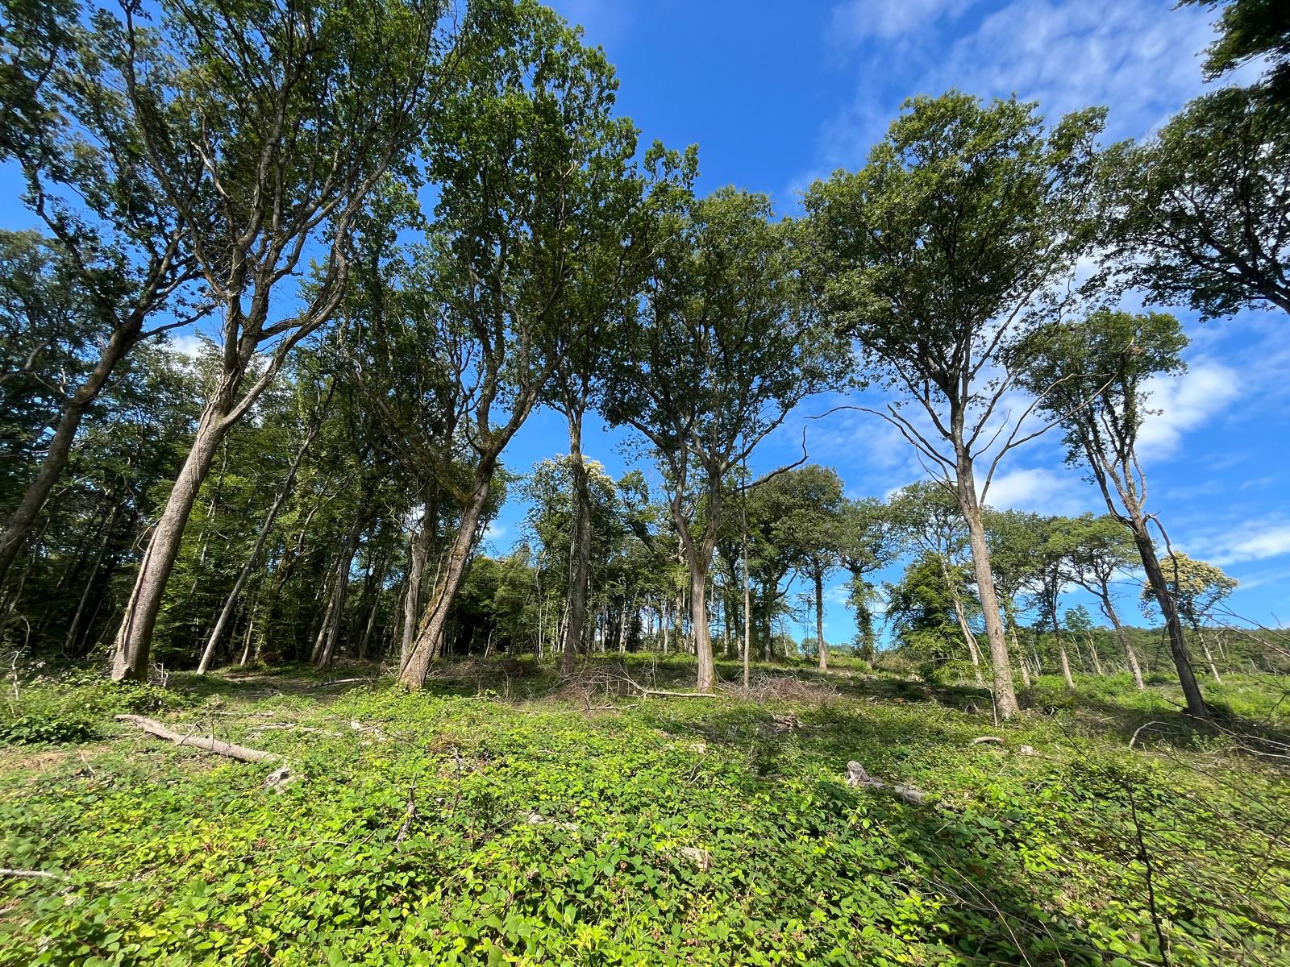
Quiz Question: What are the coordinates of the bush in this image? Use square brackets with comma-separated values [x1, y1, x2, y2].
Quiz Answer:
[0, 712, 101, 745]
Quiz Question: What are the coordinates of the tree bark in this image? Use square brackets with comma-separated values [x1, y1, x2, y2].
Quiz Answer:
[110, 397, 232, 681]
[814, 563, 828, 671]
[316, 513, 365, 669]
[1131, 521, 1206, 715]
[399, 468, 493, 688]
[956, 460, 1019, 717]
[1101, 591, 1144, 689]
[197, 427, 315, 673]
[401, 500, 437, 666]
[562, 410, 593, 675]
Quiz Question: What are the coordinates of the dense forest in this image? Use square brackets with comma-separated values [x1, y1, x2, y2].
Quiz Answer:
[1, 0, 1289, 964]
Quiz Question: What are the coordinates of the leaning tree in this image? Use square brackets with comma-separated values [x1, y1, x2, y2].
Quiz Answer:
[803, 93, 1105, 716]
[1016, 308, 1208, 715]
[108, 0, 462, 680]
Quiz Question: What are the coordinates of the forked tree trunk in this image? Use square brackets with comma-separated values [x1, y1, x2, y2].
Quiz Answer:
[399, 470, 493, 688]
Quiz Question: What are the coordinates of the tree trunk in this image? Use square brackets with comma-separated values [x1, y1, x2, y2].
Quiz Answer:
[562, 410, 593, 675]
[689, 559, 715, 692]
[0, 326, 137, 589]
[1130, 521, 1206, 716]
[814, 563, 828, 671]
[1196, 627, 1222, 683]
[956, 462, 1018, 717]
[942, 556, 984, 685]
[64, 502, 122, 657]
[110, 398, 232, 681]
[401, 500, 437, 666]
[197, 430, 314, 673]
[1058, 639, 1075, 688]
[1102, 591, 1144, 689]
[399, 468, 494, 688]
[316, 513, 365, 669]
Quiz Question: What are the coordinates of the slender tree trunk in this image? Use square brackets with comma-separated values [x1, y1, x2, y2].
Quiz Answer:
[0, 327, 138, 589]
[64, 502, 122, 657]
[197, 431, 314, 673]
[1196, 626, 1222, 683]
[814, 563, 828, 672]
[741, 468, 752, 689]
[942, 556, 984, 685]
[562, 410, 592, 675]
[1130, 521, 1206, 715]
[401, 500, 437, 666]
[111, 397, 233, 681]
[358, 549, 389, 661]
[316, 513, 365, 669]
[399, 468, 494, 688]
[1102, 591, 1144, 689]
[1085, 633, 1104, 675]
[1004, 599, 1032, 687]
[956, 461, 1018, 717]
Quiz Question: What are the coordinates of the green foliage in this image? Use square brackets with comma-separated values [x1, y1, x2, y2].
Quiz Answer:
[1, 661, 1288, 965]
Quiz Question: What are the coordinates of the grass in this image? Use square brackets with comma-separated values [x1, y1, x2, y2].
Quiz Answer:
[1, 656, 1288, 966]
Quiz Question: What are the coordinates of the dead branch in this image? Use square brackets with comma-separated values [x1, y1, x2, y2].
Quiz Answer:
[115, 714, 281, 764]
[395, 787, 416, 844]
[846, 761, 927, 805]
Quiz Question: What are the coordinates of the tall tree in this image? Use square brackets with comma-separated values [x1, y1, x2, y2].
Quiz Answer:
[888, 482, 986, 683]
[604, 190, 848, 692]
[777, 465, 845, 671]
[837, 496, 896, 662]
[107, 0, 458, 680]
[1143, 552, 1238, 684]
[0, 1, 210, 587]
[1016, 308, 1208, 716]
[399, 1, 636, 689]
[803, 93, 1105, 717]
[1098, 87, 1290, 319]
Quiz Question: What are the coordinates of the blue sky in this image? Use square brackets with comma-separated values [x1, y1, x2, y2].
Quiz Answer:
[488, 0, 1290, 642]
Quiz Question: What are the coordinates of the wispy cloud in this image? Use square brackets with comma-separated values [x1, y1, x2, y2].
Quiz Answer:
[982, 466, 1092, 515]
[815, 0, 1222, 180]
[828, 0, 978, 45]
[1137, 362, 1242, 460]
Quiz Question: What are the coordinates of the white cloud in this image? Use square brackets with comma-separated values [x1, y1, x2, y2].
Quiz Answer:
[815, 0, 1224, 178]
[1205, 522, 1290, 566]
[483, 522, 508, 548]
[166, 333, 206, 358]
[829, 0, 977, 44]
[981, 466, 1088, 514]
[1136, 362, 1241, 460]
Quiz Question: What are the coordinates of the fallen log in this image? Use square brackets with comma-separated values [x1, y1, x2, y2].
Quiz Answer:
[114, 715, 281, 764]
[846, 760, 927, 805]
[971, 736, 1004, 745]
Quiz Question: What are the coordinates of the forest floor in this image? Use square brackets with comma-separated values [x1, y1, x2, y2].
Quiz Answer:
[1, 656, 1288, 966]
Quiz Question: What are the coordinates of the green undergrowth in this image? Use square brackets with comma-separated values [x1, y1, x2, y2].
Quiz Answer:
[1, 659, 1287, 966]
